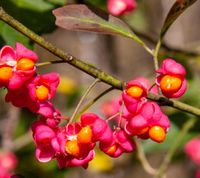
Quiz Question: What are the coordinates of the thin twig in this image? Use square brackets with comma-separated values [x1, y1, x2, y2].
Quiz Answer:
[143, 43, 154, 56]
[155, 117, 197, 178]
[69, 78, 100, 123]
[77, 86, 114, 118]
[118, 101, 125, 127]
[106, 112, 120, 122]
[36, 60, 66, 67]
[147, 93, 200, 117]
[135, 138, 157, 175]
[153, 39, 161, 71]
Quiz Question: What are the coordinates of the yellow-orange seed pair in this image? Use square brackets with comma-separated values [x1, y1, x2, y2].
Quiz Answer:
[0, 58, 35, 83]
[65, 126, 93, 157]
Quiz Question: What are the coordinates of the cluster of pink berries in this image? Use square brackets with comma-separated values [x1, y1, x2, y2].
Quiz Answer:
[102, 58, 187, 144]
[30, 58, 187, 168]
[0, 151, 17, 178]
[107, 0, 137, 16]
[0, 43, 60, 117]
[32, 113, 136, 168]
[0, 43, 187, 169]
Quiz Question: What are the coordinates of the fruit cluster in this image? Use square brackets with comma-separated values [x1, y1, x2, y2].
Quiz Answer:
[0, 43, 187, 169]
[121, 58, 187, 142]
[0, 43, 60, 117]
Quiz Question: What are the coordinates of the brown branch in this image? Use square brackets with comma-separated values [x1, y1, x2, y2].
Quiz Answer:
[147, 93, 200, 116]
[0, 7, 200, 117]
[0, 7, 123, 90]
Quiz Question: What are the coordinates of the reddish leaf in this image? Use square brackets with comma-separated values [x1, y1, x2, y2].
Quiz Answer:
[53, 4, 144, 45]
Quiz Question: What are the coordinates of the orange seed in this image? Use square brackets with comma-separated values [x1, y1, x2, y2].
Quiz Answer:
[65, 140, 80, 157]
[160, 75, 182, 93]
[149, 126, 166, 143]
[16, 58, 34, 71]
[0, 66, 13, 82]
[106, 144, 117, 155]
[126, 86, 143, 98]
[77, 126, 93, 144]
[35, 85, 49, 101]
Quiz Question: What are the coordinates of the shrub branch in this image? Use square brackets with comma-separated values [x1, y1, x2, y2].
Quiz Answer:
[0, 7, 200, 117]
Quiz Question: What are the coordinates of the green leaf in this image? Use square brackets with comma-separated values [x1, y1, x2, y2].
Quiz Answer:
[47, 0, 67, 6]
[53, 4, 145, 45]
[0, 22, 31, 48]
[11, 0, 54, 12]
[0, 22, 5, 34]
[1, 0, 57, 34]
[160, 0, 197, 39]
